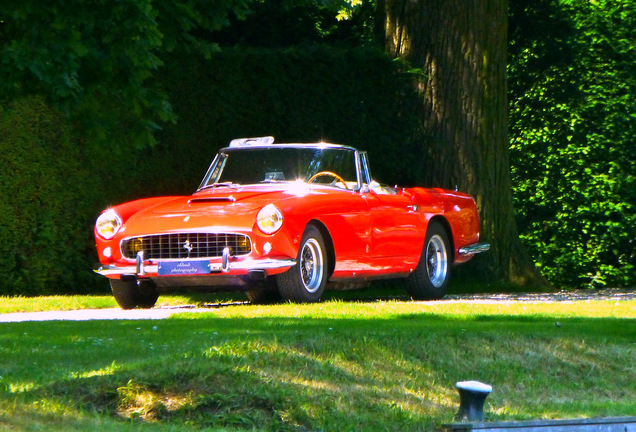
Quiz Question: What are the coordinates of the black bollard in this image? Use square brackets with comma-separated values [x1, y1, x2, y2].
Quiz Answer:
[455, 380, 492, 422]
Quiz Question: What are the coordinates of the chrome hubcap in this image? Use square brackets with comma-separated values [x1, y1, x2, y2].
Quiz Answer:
[426, 234, 448, 288]
[300, 238, 324, 293]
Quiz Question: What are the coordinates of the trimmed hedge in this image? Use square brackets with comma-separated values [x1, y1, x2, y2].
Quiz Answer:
[0, 97, 98, 294]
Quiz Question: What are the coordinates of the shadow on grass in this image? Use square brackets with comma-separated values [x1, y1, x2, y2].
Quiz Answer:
[1, 312, 635, 431]
[151, 273, 540, 306]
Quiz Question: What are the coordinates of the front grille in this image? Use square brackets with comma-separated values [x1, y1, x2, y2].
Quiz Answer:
[121, 233, 251, 260]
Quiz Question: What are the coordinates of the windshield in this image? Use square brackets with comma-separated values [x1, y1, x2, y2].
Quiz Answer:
[199, 146, 360, 190]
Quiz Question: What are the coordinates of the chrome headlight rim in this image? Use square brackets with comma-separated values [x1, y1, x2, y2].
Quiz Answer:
[256, 204, 283, 235]
[95, 208, 122, 240]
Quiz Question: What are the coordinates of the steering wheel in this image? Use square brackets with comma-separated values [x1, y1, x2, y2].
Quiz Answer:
[307, 171, 349, 190]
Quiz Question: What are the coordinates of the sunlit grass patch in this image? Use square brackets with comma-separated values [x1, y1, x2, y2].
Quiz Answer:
[0, 297, 634, 431]
[0, 293, 247, 314]
[0, 295, 118, 314]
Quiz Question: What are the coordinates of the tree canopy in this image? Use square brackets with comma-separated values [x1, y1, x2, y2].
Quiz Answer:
[0, 0, 251, 148]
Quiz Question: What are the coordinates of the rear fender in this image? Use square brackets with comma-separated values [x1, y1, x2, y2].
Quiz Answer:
[428, 216, 455, 263]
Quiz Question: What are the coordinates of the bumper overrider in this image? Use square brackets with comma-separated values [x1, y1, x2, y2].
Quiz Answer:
[95, 248, 296, 279]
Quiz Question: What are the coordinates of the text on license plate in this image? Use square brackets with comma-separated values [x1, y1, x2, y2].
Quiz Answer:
[158, 260, 211, 276]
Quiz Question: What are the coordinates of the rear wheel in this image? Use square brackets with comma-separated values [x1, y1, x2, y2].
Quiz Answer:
[110, 279, 159, 310]
[276, 225, 328, 303]
[407, 221, 451, 300]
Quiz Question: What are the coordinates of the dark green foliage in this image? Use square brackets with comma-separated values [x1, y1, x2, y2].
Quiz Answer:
[509, 0, 635, 288]
[0, 97, 97, 294]
[0, 0, 251, 149]
[212, 0, 377, 47]
[157, 47, 419, 190]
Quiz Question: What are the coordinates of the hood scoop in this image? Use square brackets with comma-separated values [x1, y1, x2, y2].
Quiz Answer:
[188, 196, 236, 204]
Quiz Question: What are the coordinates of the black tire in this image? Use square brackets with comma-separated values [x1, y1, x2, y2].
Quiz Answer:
[276, 225, 328, 303]
[246, 279, 282, 304]
[136, 280, 160, 308]
[407, 220, 451, 300]
[110, 279, 159, 310]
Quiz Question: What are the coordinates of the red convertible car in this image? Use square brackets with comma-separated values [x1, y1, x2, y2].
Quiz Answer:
[95, 137, 489, 309]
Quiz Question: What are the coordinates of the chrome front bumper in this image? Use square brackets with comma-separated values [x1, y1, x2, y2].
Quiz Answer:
[95, 248, 296, 278]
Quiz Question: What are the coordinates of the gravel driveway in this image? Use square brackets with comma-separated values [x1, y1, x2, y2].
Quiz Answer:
[0, 289, 633, 323]
[444, 288, 636, 303]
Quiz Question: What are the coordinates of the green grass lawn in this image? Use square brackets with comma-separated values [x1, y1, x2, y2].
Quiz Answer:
[0, 294, 634, 431]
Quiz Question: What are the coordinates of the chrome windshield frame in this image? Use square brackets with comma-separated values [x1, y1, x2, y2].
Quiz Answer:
[197, 152, 222, 191]
[356, 151, 373, 192]
[197, 143, 365, 192]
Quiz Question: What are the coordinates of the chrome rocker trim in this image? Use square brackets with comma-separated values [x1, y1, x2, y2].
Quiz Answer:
[458, 242, 491, 255]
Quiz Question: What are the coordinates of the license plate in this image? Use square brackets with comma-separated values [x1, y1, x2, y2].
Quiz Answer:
[158, 260, 211, 276]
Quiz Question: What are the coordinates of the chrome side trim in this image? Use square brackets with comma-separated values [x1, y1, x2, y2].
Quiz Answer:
[94, 258, 296, 277]
[458, 242, 491, 255]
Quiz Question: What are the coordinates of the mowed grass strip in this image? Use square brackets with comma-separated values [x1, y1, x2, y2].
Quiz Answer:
[0, 294, 245, 314]
[0, 298, 634, 431]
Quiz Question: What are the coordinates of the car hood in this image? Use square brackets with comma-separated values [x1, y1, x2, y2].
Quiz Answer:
[118, 185, 310, 237]
[150, 190, 273, 214]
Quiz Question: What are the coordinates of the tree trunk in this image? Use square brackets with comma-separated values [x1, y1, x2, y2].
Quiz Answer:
[383, 0, 548, 288]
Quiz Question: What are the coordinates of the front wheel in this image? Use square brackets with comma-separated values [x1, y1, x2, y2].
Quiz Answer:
[407, 221, 451, 300]
[276, 225, 328, 303]
[110, 279, 159, 309]
[246, 279, 282, 304]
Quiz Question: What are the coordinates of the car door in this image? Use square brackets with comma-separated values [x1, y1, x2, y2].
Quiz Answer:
[364, 188, 424, 272]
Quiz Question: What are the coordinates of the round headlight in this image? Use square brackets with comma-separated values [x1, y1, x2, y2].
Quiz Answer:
[96, 209, 122, 240]
[257, 204, 283, 234]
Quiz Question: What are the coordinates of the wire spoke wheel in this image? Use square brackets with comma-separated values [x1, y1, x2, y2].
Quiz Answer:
[426, 234, 448, 288]
[300, 238, 324, 293]
[276, 225, 328, 302]
[407, 221, 451, 300]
